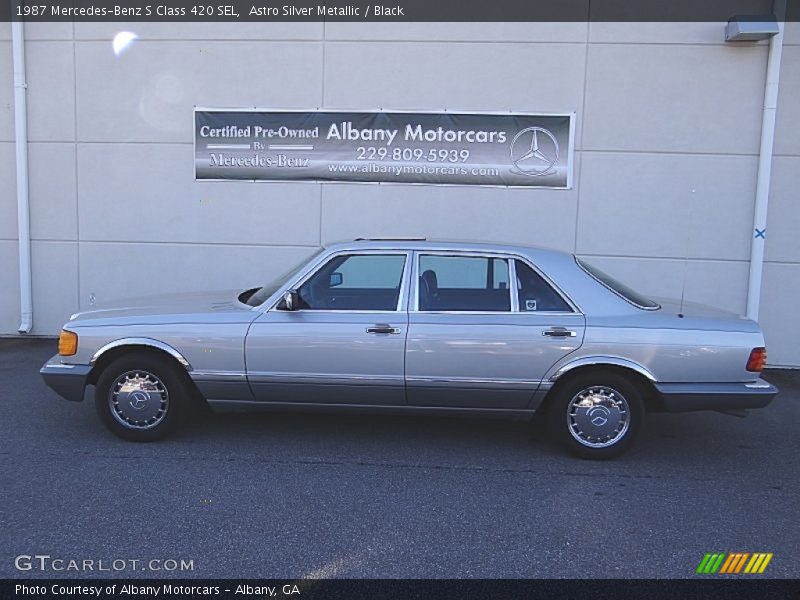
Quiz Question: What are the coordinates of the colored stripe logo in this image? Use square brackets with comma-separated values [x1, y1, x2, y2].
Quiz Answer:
[696, 552, 773, 574]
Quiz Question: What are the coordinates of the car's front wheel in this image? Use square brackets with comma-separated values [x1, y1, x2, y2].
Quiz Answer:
[94, 351, 189, 442]
[546, 371, 644, 459]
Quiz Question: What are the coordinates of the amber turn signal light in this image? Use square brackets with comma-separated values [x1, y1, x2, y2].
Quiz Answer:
[746, 347, 767, 372]
[58, 330, 78, 356]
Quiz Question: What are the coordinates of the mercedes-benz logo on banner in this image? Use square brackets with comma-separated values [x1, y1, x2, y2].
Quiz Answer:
[510, 127, 559, 177]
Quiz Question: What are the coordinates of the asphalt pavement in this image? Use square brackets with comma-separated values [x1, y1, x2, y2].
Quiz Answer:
[1, 338, 798, 579]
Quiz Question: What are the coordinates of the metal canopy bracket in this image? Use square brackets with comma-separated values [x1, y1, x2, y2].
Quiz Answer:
[725, 16, 780, 42]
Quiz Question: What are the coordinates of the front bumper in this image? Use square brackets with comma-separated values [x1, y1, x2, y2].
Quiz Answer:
[40, 355, 92, 402]
[656, 378, 778, 413]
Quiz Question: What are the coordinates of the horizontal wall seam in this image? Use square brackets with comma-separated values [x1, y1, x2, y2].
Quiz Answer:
[43, 39, 772, 48]
[0, 142, 772, 161]
[73, 240, 321, 249]
[324, 41, 765, 47]
[311, 40, 760, 48]
[7, 238, 76, 243]
[0, 238, 321, 249]
[73, 39, 326, 44]
[762, 260, 800, 266]
[4, 39, 796, 46]
[3, 239, 795, 266]
[2, 142, 778, 158]
[580, 149, 760, 158]
[72, 39, 584, 45]
[3, 33, 794, 46]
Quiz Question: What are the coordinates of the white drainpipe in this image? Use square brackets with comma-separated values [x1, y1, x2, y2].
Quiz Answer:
[746, 0, 786, 321]
[12, 21, 32, 334]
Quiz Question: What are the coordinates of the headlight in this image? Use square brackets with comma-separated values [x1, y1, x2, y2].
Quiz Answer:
[58, 330, 78, 356]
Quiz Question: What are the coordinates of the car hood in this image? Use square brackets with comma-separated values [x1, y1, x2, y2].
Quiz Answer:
[67, 289, 254, 326]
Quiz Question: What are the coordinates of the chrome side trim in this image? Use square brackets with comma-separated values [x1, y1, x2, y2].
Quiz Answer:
[205, 399, 536, 419]
[247, 371, 404, 385]
[406, 376, 542, 388]
[550, 356, 657, 382]
[90, 338, 192, 371]
[190, 370, 247, 381]
[243, 374, 544, 388]
[745, 380, 773, 389]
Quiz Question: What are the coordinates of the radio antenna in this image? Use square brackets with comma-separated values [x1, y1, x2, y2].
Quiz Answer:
[678, 190, 695, 318]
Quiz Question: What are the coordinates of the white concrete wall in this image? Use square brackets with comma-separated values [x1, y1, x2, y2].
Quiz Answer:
[1, 21, 798, 366]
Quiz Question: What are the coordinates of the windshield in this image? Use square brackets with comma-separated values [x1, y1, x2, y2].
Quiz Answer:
[244, 248, 324, 307]
[576, 258, 660, 310]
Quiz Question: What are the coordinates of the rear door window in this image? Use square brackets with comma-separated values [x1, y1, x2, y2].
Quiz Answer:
[418, 255, 511, 312]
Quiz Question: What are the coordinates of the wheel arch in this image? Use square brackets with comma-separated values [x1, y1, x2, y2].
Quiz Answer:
[87, 338, 192, 386]
[543, 358, 664, 412]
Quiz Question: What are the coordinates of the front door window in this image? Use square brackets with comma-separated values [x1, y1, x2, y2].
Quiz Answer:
[298, 254, 406, 311]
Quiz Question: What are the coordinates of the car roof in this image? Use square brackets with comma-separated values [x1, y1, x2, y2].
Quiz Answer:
[325, 238, 574, 261]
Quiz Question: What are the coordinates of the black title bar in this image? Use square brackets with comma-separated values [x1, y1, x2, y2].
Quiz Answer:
[4, 0, 800, 22]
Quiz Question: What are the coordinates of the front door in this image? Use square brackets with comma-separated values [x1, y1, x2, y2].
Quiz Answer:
[245, 251, 410, 405]
[406, 253, 585, 409]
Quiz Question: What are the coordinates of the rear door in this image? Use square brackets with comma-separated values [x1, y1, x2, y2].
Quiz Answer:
[405, 252, 585, 409]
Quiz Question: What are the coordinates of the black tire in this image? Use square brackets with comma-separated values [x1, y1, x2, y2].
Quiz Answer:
[94, 351, 190, 442]
[546, 371, 644, 459]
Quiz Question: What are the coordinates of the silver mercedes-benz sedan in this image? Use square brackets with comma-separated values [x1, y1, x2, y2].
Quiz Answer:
[40, 239, 777, 458]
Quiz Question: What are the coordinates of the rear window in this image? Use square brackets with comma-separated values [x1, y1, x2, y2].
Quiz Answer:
[576, 258, 660, 310]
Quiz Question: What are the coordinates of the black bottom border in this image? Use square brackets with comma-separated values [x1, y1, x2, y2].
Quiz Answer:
[3, 579, 800, 600]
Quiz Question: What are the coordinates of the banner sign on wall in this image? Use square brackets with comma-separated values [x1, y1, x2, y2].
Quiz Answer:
[194, 109, 574, 188]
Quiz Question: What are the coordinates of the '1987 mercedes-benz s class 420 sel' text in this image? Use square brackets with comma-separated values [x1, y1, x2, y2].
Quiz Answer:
[40, 239, 777, 458]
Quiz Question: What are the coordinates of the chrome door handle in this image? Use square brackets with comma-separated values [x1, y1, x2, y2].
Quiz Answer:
[366, 324, 400, 335]
[543, 328, 576, 338]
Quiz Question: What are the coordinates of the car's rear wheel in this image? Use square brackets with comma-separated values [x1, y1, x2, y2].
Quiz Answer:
[94, 351, 189, 442]
[546, 371, 644, 459]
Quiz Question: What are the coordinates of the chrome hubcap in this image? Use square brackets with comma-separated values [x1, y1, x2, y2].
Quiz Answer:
[109, 370, 169, 430]
[567, 385, 629, 448]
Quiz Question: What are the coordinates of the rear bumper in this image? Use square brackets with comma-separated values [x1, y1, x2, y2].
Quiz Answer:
[40, 355, 92, 402]
[656, 378, 778, 413]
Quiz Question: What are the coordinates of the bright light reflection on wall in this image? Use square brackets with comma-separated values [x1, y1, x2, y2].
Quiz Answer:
[112, 31, 138, 56]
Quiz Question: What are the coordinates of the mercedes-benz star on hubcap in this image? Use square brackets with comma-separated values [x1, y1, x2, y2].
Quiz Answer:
[567, 386, 630, 448]
[109, 371, 169, 430]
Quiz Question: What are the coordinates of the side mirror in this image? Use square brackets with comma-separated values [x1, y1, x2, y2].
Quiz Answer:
[280, 290, 300, 311]
[329, 272, 343, 288]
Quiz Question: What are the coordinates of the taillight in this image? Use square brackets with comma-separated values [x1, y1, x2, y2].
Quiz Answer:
[58, 330, 78, 356]
[746, 347, 767, 372]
